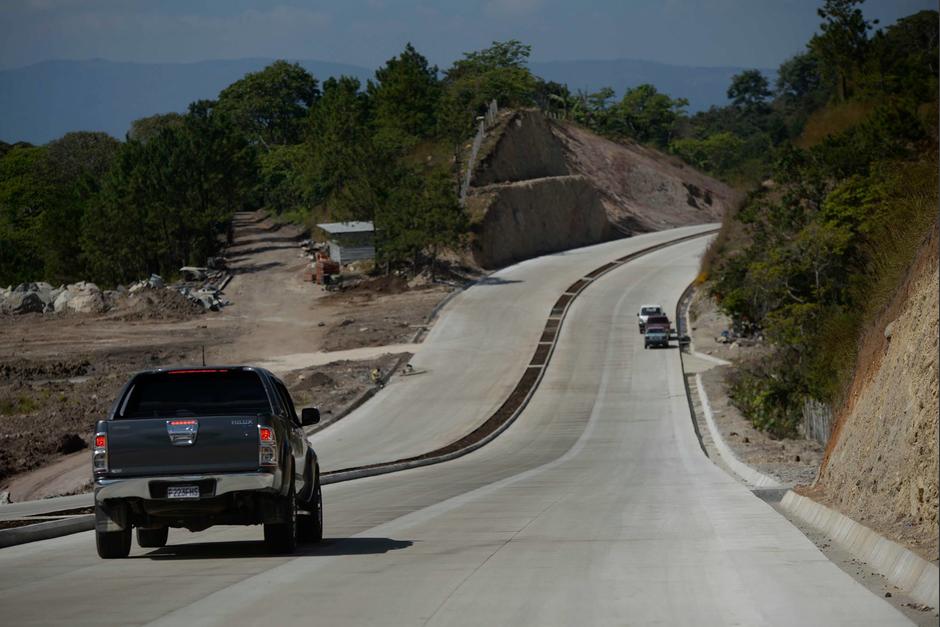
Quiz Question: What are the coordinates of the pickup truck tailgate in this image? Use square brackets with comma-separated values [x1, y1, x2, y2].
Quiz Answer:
[107, 416, 261, 476]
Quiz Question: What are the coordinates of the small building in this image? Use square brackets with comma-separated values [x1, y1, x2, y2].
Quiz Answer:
[317, 221, 375, 265]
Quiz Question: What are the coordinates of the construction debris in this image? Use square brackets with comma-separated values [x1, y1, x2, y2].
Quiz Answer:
[1, 267, 232, 316]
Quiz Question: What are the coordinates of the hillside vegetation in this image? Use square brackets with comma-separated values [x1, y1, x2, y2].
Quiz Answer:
[686, 1, 938, 440]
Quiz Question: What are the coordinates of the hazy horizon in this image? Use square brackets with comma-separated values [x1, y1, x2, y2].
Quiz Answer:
[1, 0, 934, 72]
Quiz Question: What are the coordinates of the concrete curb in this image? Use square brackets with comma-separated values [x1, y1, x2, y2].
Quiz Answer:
[0, 515, 94, 548]
[780, 490, 939, 609]
[693, 374, 782, 488]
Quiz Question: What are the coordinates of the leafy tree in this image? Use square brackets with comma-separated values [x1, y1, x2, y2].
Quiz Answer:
[369, 43, 441, 140]
[374, 167, 466, 273]
[40, 132, 121, 282]
[82, 101, 256, 284]
[776, 53, 824, 105]
[307, 76, 375, 206]
[609, 84, 688, 146]
[670, 132, 745, 175]
[258, 144, 311, 216]
[0, 146, 49, 284]
[860, 10, 939, 100]
[217, 60, 319, 147]
[534, 79, 571, 113]
[810, 0, 877, 101]
[440, 40, 538, 139]
[727, 69, 772, 111]
[127, 113, 185, 143]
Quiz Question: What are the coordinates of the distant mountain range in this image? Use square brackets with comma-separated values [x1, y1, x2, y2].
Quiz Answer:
[0, 58, 772, 144]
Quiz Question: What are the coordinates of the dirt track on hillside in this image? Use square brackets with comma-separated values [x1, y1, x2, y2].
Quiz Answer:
[0, 210, 450, 499]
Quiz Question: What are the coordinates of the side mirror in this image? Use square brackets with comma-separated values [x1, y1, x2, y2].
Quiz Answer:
[301, 407, 320, 426]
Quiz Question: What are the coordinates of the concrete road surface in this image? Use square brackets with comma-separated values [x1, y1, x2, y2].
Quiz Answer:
[311, 224, 717, 471]
[0, 234, 910, 626]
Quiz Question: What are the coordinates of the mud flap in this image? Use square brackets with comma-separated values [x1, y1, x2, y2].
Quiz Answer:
[95, 501, 129, 532]
[260, 494, 288, 524]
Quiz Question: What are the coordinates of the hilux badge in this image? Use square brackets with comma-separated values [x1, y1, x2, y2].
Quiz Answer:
[166, 419, 198, 446]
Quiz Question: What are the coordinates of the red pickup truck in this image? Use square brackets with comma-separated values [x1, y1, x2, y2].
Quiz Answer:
[645, 314, 671, 333]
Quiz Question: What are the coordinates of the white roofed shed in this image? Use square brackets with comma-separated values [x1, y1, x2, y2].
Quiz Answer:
[317, 221, 376, 265]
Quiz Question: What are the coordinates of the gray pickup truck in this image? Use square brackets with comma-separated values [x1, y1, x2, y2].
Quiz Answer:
[92, 366, 322, 558]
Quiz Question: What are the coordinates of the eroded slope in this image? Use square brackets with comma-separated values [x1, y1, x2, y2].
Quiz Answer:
[807, 227, 939, 562]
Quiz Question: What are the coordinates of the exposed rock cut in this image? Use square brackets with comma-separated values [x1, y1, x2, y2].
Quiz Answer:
[463, 109, 739, 269]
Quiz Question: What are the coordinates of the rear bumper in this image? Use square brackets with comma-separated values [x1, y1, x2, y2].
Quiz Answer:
[94, 472, 277, 503]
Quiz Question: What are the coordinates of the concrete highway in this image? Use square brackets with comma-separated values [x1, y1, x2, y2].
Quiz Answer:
[0, 231, 911, 626]
[311, 224, 716, 471]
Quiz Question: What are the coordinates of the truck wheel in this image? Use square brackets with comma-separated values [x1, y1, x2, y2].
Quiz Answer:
[298, 476, 323, 543]
[264, 484, 298, 554]
[96, 527, 132, 559]
[137, 527, 168, 548]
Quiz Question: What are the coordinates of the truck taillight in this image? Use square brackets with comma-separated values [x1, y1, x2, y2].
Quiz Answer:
[93, 432, 108, 475]
[258, 426, 277, 467]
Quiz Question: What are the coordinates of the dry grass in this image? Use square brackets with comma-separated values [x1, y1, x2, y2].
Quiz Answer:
[795, 100, 876, 149]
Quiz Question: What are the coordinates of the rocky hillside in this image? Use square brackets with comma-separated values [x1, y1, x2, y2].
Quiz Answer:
[805, 226, 939, 562]
[463, 109, 737, 268]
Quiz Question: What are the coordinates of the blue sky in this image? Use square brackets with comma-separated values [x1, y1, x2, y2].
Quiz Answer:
[0, 0, 935, 71]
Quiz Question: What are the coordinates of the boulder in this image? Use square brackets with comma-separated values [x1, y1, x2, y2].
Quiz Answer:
[53, 282, 106, 314]
[66, 288, 105, 314]
[53, 289, 73, 312]
[7, 291, 44, 314]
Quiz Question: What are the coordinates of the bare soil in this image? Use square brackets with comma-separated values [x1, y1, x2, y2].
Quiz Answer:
[282, 353, 411, 425]
[0, 210, 452, 500]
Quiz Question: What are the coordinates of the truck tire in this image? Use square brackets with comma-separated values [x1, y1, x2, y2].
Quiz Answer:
[298, 476, 323, 543]
[264, 484, 298, 554]
[96, 527, 132, 559]
[137, 527, 168, 548]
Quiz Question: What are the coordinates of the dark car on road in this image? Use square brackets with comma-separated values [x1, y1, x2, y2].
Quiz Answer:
[644, 325, 671, 349]
[92, 366, 322, 558]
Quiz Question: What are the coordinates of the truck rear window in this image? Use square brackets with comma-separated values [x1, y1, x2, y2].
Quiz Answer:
[119, 370, 271, 418]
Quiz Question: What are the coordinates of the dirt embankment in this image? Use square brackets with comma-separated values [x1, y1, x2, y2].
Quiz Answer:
[555, 123, 736, 232]
[469, 176, 614, 269]
[804, 227, 939, 563]
[464, 109, 738, 269]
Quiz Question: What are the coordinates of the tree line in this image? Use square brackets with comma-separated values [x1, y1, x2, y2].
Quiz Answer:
[0, 40, 546, 286]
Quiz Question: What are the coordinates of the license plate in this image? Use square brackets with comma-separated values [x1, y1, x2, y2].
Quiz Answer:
[166, 485, 200, 499]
